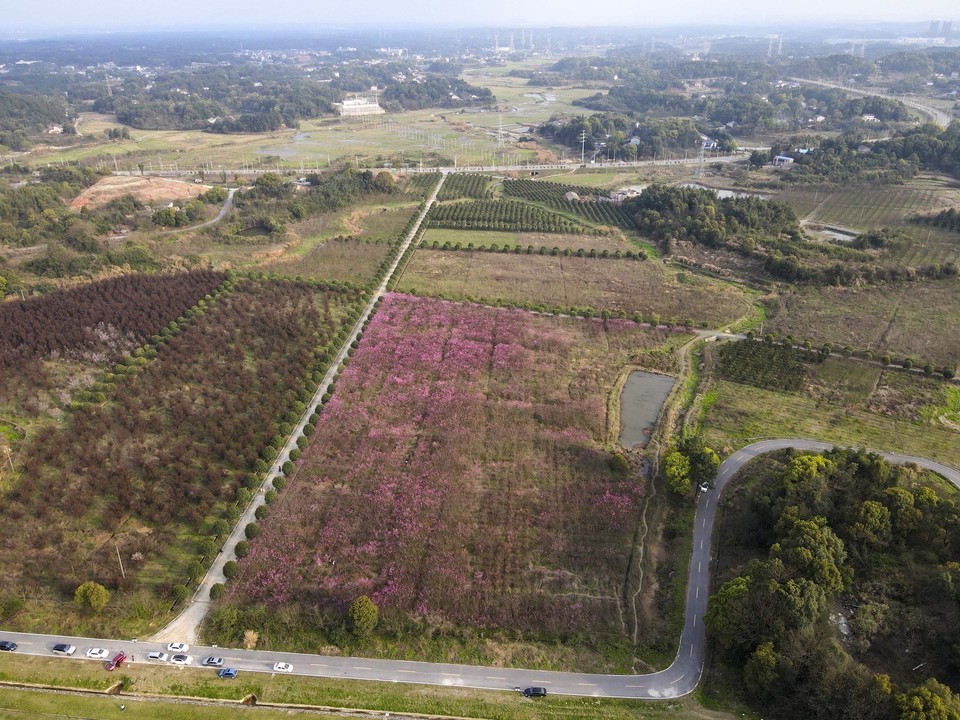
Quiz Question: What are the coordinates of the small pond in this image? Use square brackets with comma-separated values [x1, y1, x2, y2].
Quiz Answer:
[619, 371, 675, 448]
[679, 183, 767, 200]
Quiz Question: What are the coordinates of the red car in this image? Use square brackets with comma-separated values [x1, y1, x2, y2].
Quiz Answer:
[106, 651, 126, 671]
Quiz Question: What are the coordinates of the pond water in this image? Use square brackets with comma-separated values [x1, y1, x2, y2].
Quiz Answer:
[619, 371, 675, 448]
[679, 183, 767, 200]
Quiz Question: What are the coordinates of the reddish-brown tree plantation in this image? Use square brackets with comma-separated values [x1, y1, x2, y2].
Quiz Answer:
[0, 277, 364, 608]
[0, 271, 226, 402]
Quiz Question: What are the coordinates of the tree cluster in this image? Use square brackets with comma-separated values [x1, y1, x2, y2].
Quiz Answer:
[706, 449, 960, 720]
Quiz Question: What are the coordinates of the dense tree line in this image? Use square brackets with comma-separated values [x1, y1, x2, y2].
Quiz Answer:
[576, 84, 910, 135]
[626, 184, 802, 252]
[912, 207, 960, 232]
[379, 77, 493, 112]
[767, 124, 960, 183]
[539, 113, 706, 160]
[706, 449, 960, 720]
[0, 89, 73, 151]
[1, 277, 363, 593]
[0, 271, 225, 401]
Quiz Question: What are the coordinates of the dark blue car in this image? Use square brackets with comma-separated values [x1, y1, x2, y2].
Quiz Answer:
[217, 668, 238, 679]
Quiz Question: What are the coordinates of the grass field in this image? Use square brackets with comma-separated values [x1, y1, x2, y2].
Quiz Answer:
[702, 355, 960, 469]
[0, 655, 742, 720]
[258, 237, 392, 283]
[421, 227, 638, 253]
[398, 250, 757, 327]
[767, 278, 960, 367]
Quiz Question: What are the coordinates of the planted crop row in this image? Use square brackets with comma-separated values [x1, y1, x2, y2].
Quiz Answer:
[501, 178, 598, 203]
[501, 179, 636, 229]
[425, 240, 645, 260]
[1, 277, 365, 597]
[437, 173, 493, 201]
[426, 199, 591, 234]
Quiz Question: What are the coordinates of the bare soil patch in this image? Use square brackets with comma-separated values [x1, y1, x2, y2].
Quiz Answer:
[70, 176, 210, 211]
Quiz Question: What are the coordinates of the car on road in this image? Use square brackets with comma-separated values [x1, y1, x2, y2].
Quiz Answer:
[146, 651, 169, 662]
[698, 483, 710, 493]
[170, 654, 193, 666]
[0, 641, 17, 652]
[272, 662, 293, 673]
[86, 648, 109, 659]
[166, 642, 189, 653]
[52, 643, 76, 656]
[217, 668, 239, 679]
[202, 656, 224, 667]
[106, 651, 127, 671]
[522, 687, 548, 698]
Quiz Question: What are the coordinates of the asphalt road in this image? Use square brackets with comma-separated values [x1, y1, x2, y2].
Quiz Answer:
[4, 440, 958, 698]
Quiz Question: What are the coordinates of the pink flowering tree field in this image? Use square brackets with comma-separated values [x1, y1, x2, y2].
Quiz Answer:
[221, 294, 683, 649]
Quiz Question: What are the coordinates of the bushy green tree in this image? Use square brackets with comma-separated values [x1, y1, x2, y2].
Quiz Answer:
[74, 581, 110, 613]
[348, 595, 379, 637]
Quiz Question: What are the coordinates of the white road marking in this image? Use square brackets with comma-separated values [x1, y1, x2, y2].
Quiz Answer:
[310, 663, 328, 667]
[353, 666, 372, 670]
[579, 683, 598, 687]
[625, 684, 645, 688]
[698, 561, 702, 573]
[689, 645, 693, 657]
[441, 673, 461, 677]
[671, 673, 685, 684]
[485, 676, 507, 680]
[696, 586, 699, 599]
[699, 539, 703, 550]
[397, 670, 418, 674]
[693, 614, 697, 627]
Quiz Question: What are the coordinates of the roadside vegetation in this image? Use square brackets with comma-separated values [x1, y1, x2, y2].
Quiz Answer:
[705, 448, 960, 720]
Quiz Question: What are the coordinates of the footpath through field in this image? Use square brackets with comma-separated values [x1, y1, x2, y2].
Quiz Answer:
[150, 172, 448, 645]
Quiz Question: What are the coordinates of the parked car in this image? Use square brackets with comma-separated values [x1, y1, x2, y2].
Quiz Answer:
[272, 661, 293, 673]
[166, 642, 189, 653]
[0, 641, 17, 652]
[522, 687, 548, 698]
[202, 656, 224, 667]
[217, 668, 239, 679]
[86, 648, 109, 659]
[170, 654, 193, 666]
[106, 651, 127, 671]
[52, 643, 76, 656]
[146, 651, 169, 662]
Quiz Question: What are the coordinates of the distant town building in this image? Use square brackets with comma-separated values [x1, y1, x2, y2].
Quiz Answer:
[335, 95, 385, 118]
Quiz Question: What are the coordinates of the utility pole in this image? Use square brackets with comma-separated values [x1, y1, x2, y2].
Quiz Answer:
[579, 131, 587, 165]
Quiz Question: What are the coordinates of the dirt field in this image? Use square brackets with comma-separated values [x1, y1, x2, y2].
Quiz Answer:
[70, 175, 211, 210]
[398, 250, 756, 327]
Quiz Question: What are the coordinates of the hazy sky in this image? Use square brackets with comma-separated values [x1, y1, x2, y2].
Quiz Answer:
[3, 0, 957, 34]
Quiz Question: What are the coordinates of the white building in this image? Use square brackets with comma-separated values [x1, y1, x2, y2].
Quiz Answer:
[335, 95, 385, 117]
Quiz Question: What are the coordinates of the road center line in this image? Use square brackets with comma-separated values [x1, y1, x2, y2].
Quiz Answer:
[671, 673, 685, 684]
[485, 676, 507, 680]
[397, 670, 418, 674]
[441, 673, 460, 677]
[353, 666, 372, 670]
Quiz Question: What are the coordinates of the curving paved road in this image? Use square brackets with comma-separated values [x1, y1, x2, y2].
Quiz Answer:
[3, 440, 958, 698]
[157, 187, 237, 236]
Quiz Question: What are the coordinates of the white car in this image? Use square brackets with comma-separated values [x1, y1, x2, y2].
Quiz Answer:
[166, 642, 189, 653]
[86, 648, 109, 659]
[170, 654, 193, 666]
[273, 662, 293, 673]
[147, 651, 169, 662]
